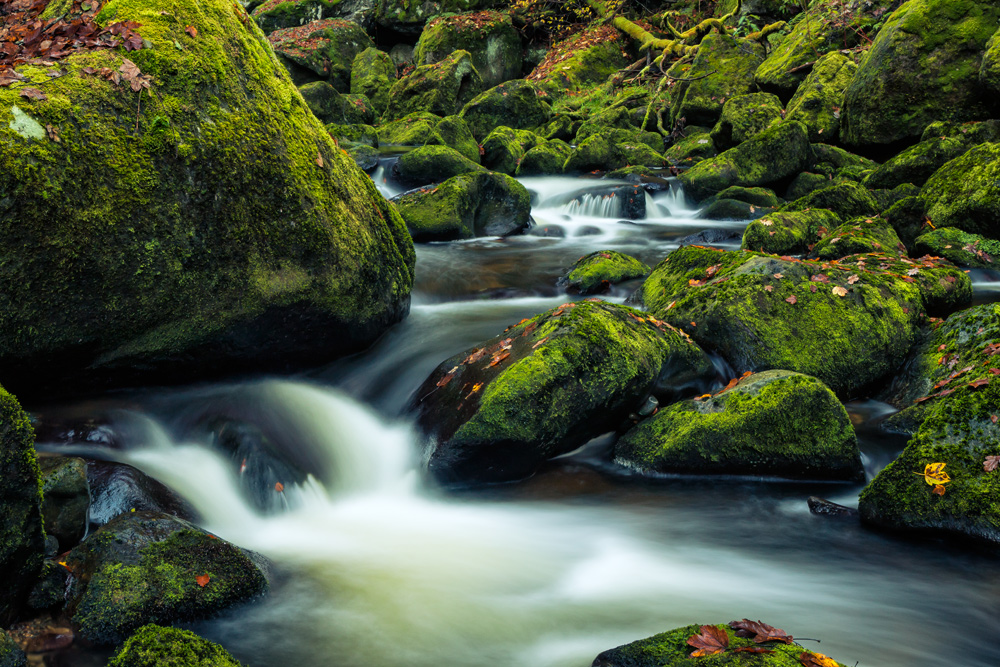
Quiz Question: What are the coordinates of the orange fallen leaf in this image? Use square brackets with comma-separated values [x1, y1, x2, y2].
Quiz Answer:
[436, 366, 459, 387]
[932, 484, 947, 496]
[785, 295, 797, 305]
[274, 482, 284, 492]
[196, 574, 210, 587]
[687, 625, 729, 657]
[185, 25, 198, 37]
[799, 652, 840, 667]
[729, 619, 793, 644]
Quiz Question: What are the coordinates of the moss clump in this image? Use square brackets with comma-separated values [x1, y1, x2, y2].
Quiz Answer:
[268, 19, 375, 92]
[481, 126, 540, 175]
[109, 624, 241, 667]
[741, 209, 840, 255]
[862, 137, 969, 190]
[679, 121, 812, 201]
[0, 0, 415, 396]
[391, 171, 530, 241]
[810, 216, 906, 260]
[516, 140, 571, 176]
[411, 301, 716, 485]
[252, 0, 372, 35]
[635, 246, 970, 395]
[709, 92, 783, 151]
[564, 129, 665, 173]
[914, 228, 1000, 269]
[981, 27, 1000, 96]
[615, 370, 862, 480]
[376, 0, 503, 34]
[711, 186, 779, 208]
[810, 143, 877, 173]
[563, 250, 650, 295]
[699, 199, 767, 221]
[379, 111, 442, 145]
[921, 142, 1000, 238]
[665, 129, 716, 167]
[299, 82, 375, 125]
[668, 33, 766, 126]
[859, 380, 1000, 545]
[593, 623, 848, 667]
[393, 145, 485, 186]
[66, 512, 268, 646]
[350, 47, 396, 114]
[459, 80, 550, 142]
[840, 0, 1000, 149]
[413, 11, 521, 89]
[0, 385, 44, 625]
[325, 123, 378, 146]
[783, 172, 832, 201]
[784, 51, 857, 143]
[526, 26, 628, 98]
[0, 630, 25, 667]
[780, 180, 880, 220]
[383, 50, 484, 122]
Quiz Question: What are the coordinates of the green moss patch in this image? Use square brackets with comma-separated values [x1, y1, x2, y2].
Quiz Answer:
[110, 624, 242, 667]
[563, 250, 650, 295]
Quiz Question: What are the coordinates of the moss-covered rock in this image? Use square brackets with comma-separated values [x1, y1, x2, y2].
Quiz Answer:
[393, 145, 485, 186]
[391, 171, 530, 241]
[781, 180, 880, 220]
[382, 50, 483, 122]
[884, 195, 931, 248]
[348, 143, 378, 170]
[634, 245, 970, 395]
[65, 511, 269, 646]
[109, 624, 242, 667]
[615, 370, 862, 480]
[741, 208, 841, 255]
[376, 0, 504, 34]
[0, 0, 414, 395]
[982, 27, 1000, 96]
[410, 301, 717, 485]
[810, 142, 877, 173]
[871, 182, 921, 213]
[679, 121, 812, 201]
[709, 93, 783, 151]
[810, 216, 906, 260]
[914, 227, 1000, 268]
[268, 19, 374, 92]
[413, 10, 521, 89]
[562, 251, 650, 295]
[424, 114, 480, 163]
[920, 118, 1000, 144]
[527, 26, 628, 97]
[840, 0, 1000, 150]
[537, 113, 581, 142]
[0, 386, 44, 625]
[350, 47, 395, 114]
[921, 142, 1000, 238]
[515, 140, 571, 176]
[0, 630, 25, 667]
[784, 51, 857, 142]
[39, 455, 89, 552]
[299, 82, 375, 125]
[252, 0, 376, 34]
[783, 171, 831, 201]
[378, 111, 441, 145]
[593, 623, 848, 667]
[564, 129, 666, 173]
[481, 125, 540, 175]
[863, 137, 969, 190]
[325, 122, 378, 146]
[459, 79, 550, 141]
[712, 185, 780, 208]
[666, 129, 717, 166]
[699, 199, 767, 221]
[668, 33, 766, 126]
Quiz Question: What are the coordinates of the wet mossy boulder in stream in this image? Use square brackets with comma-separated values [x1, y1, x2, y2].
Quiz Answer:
[861, 137, 969, 190]
[481, 126, 541, 175]
[0, 0, 415, 397]
[38, 455, 89, 552]
[741, 209, 841, 255]
[299, 82, 375, 125]
[382, 50, 484, 122]
[267, 19, 374, 92]
[784, 51, 857, 143]
[840, 0, 1000, 151]
[251, 0, 377, 34]
[460, 80, 550, 142]
[413, 11, 521, 89]
[0, 386, 44, 625]
[668, 33, 766, 127]
[709, 93, 784, 151]
[593, 623, 849, 667]
[678, 121, 812, 201]
[809, 216, 906, 260]
[391, 171, 530, 242]
[914, 228, 1000, 269]
[411, 301, 717, 485]
[564, 129, 665, 173]
[634, 245, 971, 395]
[516, 140, 572, 176]
[375, 0, 505, 34]
[921, 142, 1000, 238]
[780, 180, 879, 220]
[0, 631, 25, 667]
[562, 251, 650, 295]
[393, 145, 485, 186]
[350, 47, 395, 114]
[614, 370, 863, 480]
[109, 624, 242, 667]
[65, 511, 269, 646]
[378, 111, 441, 145]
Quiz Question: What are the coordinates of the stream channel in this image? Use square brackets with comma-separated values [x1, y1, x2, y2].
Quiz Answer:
[35, 163, 1000, 667]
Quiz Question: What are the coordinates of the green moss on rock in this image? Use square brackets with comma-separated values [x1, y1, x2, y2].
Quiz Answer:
[710, 93, 783, 151]
[527, 27, 628, 98]
[413, 10, 521, 89]
[741, 208, 841, 255]
[268, 19, 375, 92]
[981, 27, 1000, 96]
[784, 51, 857, 143]
[378, 111, 442, 144]
[914, 228, 1000, 269]
[516, 140, 571, 176]
[712, 185, 780, 208]
[424, 114, 480, 162]
[884, 195, 931, 248]
[563, 250, 650, 295]
[780, 180, 880, 220]
[376, 0, 504, 34]
[109, 624, 241, 667]
[481, 126, 540, 175]
[921, 142, 1000, 238]
[666, 129, 716, 167]
[810, 216, 906, 260]
[862, 137, 969, 190]
[459, 79, 550, 142]
[299, 82, 375, 125]
[411, 301, 716, 485]
[325, 122, 378, 146]
[350, 47, 396, 114]
[382, 50, 483, 122]
[0, 630, 25, 667]
[393, 145, 485, 186]
[252, 0, 375, 35]
[669, 33, 766, 127]
[615, 370, 862, 480]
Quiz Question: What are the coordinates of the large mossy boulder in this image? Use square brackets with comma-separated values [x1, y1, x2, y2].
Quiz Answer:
[267, 19, 374, 92]
[615, 370, 863, 480]
[65, 512, 269, 646]
[780, 181, 880, 220]
[391, 171, 530, 242]
[382, 50, 484, 122]
[562, 250, 650, 295]
[0, 386, 44, 625]
[410, 301, 717, 485]
[0, 0, 414, 396]
[741, 208, 841, 255]
[516, 140, 572, 176]
[481, 126, 541, 175]
[840, 0, 1000, 151]
[667, 33, 766, 127]
[861, 137, 969, 190]
[921, 142, 1000, 238]
[564, 129, 665, 173]
[299, 81, 375, 125]
[527, 27, 628, 97]
[109, 624, 242, 667]
[424, 114, 480, 162]
[634, 245, 971, 395]
[678, 121, 812, 201]
[252, 0, 377, 34]
[393, 145, 485, 186]
[914, 227, 1000, 268]
[376, 0, 504, 34]
[665, 129, 717, 166]
[378, 111, 441, 145]
[459, 80, 550, 141]
[809, 216, 906, 260]
[412, 10, 521, 89]
[784, 51, 857, 143]
[593, 623, 848, 667]
[350, 47, 396, 114]
[709, 92, 783, 151]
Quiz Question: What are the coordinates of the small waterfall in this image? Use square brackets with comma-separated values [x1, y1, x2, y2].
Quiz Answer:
[563, 192, 622, 218]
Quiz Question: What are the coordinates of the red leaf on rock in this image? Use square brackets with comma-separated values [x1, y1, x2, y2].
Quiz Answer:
[734, 647, 775, 654]
[436, 366, 458, 387]
[729, 619, 793, 644]
[785, 295, 797, 305]
[687, 625, 729, 657]
[18, 87, 46, 101]
[984, 455, 1000, 472]
[196, 574, 210, 587]
[185, 25, 198, 37]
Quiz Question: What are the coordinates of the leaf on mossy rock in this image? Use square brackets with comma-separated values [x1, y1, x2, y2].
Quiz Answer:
[918, 462, 950, 486]
[687, 625, 729, 657]
[728, 619, 793, 644]
[799, 652, 840, 667]
[984, 455, 1000, 472]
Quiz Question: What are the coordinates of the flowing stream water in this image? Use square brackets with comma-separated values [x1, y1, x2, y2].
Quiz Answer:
[35, 167, 1000, 667]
